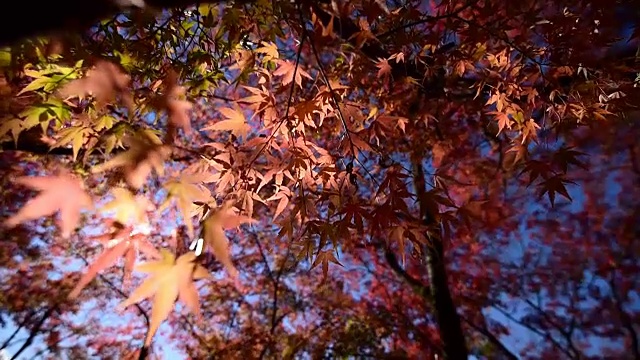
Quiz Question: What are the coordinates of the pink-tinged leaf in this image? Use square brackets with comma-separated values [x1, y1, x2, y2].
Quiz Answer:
[4, 172, 93, 237]
[58, 61, 132, 109]
[273, 60, 312, 87]
[137, 238, 162, 260]
[178, 276, 202, 320]
[123, 247, 137, 288]
[69, 239, 130, 299]
[376, 58, 392, 77]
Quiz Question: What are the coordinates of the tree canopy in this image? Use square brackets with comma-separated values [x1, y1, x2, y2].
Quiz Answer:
[0, 0, 639, 359]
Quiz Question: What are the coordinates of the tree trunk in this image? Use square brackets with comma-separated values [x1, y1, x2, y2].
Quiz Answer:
[412, 154, 469, 360]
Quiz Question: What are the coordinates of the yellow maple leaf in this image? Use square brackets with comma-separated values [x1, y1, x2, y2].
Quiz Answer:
[202, 201, 256, 280]
[102, 187, 153, 225]
[158, 175, 211, 239]
[254, 41, 279, 62]
[118, 250, 210, 347]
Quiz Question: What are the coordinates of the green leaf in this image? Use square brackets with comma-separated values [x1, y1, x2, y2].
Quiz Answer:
[95, 116, 115, 132]
[0, 48, 11, 68]
[17, 77, 52, 95]
[51, 127, 93, 161]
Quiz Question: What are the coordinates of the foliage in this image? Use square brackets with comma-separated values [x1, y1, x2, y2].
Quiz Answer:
[0, 0, 639, 359]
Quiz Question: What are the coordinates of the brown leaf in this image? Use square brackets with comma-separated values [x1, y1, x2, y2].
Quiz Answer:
[537, 175, 575, 207]
[162, 71, 194, 137]
[4, 171, 93, 237]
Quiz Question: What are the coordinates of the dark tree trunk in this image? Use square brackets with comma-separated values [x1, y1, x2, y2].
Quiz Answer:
[412, 154, 469, 360]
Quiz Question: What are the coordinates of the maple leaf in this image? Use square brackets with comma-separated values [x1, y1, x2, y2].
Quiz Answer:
[537, 175, 576, 207]
[273, 60, 312, 88]
[4, 172, 93, 237]
[201, 201, 256, 280]
[311, 250, 344, 282]
[101, 187, 154, 225]
[201, 107, 251, 139]
[91, 133, 170, 189]
[520, 160, 553, 186]
[50, 126, 94, 162]
[58, 61, 133, 109]
[521, 118, 541, 144]
[161, 70, 193, 137]
[389, 52, 405, 63]
[488, 111, 512, 135]
[254, 41, 279, 62]
[0, 118, 22, 146]
[159, 174, 212, 239]
[552, 146, 588, 173]
[69, 228, 161, 299]
[505, 144, 528, 167]
[376, 58, 392, 77]
[118, 250, 210, 347]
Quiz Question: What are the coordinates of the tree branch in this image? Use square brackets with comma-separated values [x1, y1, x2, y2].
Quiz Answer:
[10, 305, 58, 360]
[460, 316, 519, 360]
[383, 249, 432, 301]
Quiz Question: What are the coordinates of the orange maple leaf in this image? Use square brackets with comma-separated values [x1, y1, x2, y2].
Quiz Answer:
[3, 172, 93, 237]
[201, 107, 251, 139]
[118, 250, 210, 347]
[488, 111, 512, 135]
[521, 118, 541, 144]
[202, 201, 256, 281]
[273, 60, 312, 88]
